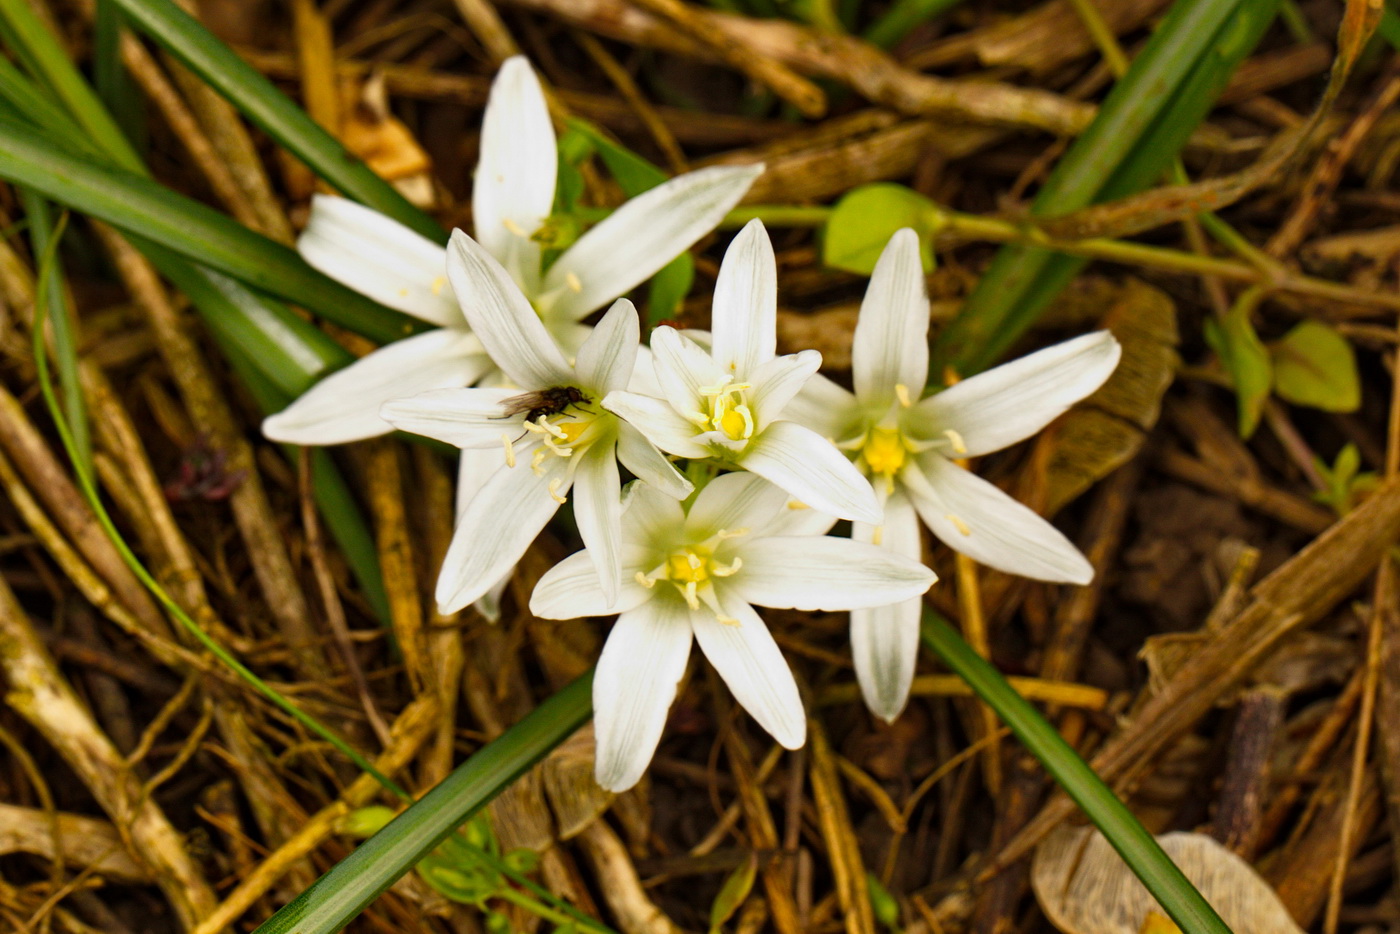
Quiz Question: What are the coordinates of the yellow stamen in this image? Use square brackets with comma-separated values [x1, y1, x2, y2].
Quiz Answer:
[946, 513, 972, 536]
[716, 614, 742, 626]
[565, 271, 583, 293]
[502, 217, 527, 237]
[786, 500, 808, 510]
[718, 407, 750, 441]
[431, 276, 446, 296]
[682, 580, 700, 610]
[634, 572, 655, 589]
[894, 383, 913, 407]
[872, 525, 884, 546]
[501, 433, 516, 468]
[863, 427, 907, 478]
[711, 557, 742, 577]
[531, 448, 548, 476]
[943, 428, 968, 455]
[547, 477, 567, 505]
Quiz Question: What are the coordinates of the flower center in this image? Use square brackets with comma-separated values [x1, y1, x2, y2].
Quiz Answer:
[859, 426, 913, 495]
[500, 400, 604, 504]
[636, 531, 748, 624]
[692, 375, 754, 443]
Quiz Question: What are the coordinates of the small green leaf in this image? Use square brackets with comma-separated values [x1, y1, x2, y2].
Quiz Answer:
[708, 853, 758, 933]
[867, 873, 901, 931]
[822, 183, 936, 275]
[1270, 320, 1360, 412]
[1203, 293, 1271, 438]
[647, 254, 694, 326]
[565, 118, 667, 196]
[338, 806, 397, 838]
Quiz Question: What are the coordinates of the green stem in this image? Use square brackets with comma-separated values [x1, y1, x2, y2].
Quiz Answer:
[919, 611, 1232, 934]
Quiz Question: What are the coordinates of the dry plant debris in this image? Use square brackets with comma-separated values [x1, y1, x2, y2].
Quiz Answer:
[2, 1, 1400, 933]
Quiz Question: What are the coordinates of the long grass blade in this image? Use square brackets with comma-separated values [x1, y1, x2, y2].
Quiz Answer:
[919, 611, 1232, 934]
[105, 0, 444, 243]
[0, 116, 421, 344]
[252, 672, 595, 934]
[930, 0, 1278, 376]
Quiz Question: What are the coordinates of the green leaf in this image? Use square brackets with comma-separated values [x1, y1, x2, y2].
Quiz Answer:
[708, 853, 758, 933]
[565, 118, 668, 195]
[1203, 295, 1271, 438]
[252, 672, 594, 934]
[1270, 320, 1360, 412]
[930, 0, 1279, 377]
[0, 115, 422, 345]
[647, 254, 694, 326]
[822, 183, 937, 275]
[105, 0, 443, 242]
[867, 873, 901, 931]
[919, 612, 1233, 934]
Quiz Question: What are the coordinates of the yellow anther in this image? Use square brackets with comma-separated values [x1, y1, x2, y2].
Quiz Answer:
[945, 513, 971, 536]
[531, 447, 548, 476]
[558, 420, 588, 444]
[547, 477, 567, 505]
[502, 217, 527, 237]
[501, 433, 516, 468]
[431, 276, 446, 296]
[871, 525, 884, 546]
[786, 500, 808, 510]
[398, 287, 409, 298]
[711, 557, 742, 577]
[682, 580, 700, 610]
[943, 428, 968, 455]
[565, 271, 583, 293]
[714, 527, 750, 540]
[894, 383, 913, 407]
[716, 614, 742, 627]
[634, 571, 656, 589]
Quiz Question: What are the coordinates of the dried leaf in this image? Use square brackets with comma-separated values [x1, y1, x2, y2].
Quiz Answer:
[1032, 826, 1304, 934]
[1036, 278, 1179, 515]
[541, 724, 615, 840]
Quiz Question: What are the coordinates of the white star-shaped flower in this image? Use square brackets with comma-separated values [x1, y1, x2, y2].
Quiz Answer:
[262, 55, 762, 445]
[380, 231, 689, 613]
[786, 228, 1123, 721]
[530, 472, 936, 791]
[604, 220, 881, 525]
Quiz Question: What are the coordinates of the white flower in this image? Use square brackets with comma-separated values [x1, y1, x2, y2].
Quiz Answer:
[262, 55, 762, 445]
[380, 231, 690, 613]
[604, 220, 881, 524]
[530, 472, 936, 791]
[786, 228, 1122, 721]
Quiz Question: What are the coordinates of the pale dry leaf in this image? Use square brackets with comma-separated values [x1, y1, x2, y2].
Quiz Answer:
[1031, 826, 1304, 934]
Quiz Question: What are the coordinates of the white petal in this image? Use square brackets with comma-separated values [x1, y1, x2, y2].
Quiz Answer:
[913, 331, 1121, 457]
[262, 329, 488, 444]
[573, 441, 624, 605]
[575, 299, 639, 394]
[471, 575, 512, 622]
[592, 599, 694, 791]
[473, 56, 555, 294]
[436, 455, 565, 613]
[621, 481, 687, 550]
[903, 454, 1093, 584]
[446, 230, 572, 389]
[649, 326, 719, 412]
[853, 228, 930, 405]
[457, 445, 502, 518]
[851, 491, 923, 722]
[683, 471, 789, 541]
[758, 503, 839, 538]
[616, 422, 692, 500]
[741, 420, 881, 524]
[730, 534, 933, 611]
[693, 595, 804, 749]
[782, 371, 861, 442]
[530, 545, 653, 619]
[545, 164, 764, 320]
[603, 390, 709, 459]
[298, 195, 459, 327]
[750, 350, 821, 431]
[710, 219, 776, 376]
[380, 386, 522, 449]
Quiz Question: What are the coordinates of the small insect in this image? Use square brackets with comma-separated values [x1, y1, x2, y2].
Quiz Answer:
[497, 386, 591, 424]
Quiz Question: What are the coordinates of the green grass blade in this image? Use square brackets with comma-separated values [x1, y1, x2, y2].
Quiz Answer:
[93, 1, 146, 152]
[919, 612, 1232, 934]
[21, 192, 89, 471]
[0, 115, 422, 344]
[861, 0, 964, 48]
[930, 0, 1278, 377]
[252, 672, 595, 934]
[105, 0, 443, 243]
